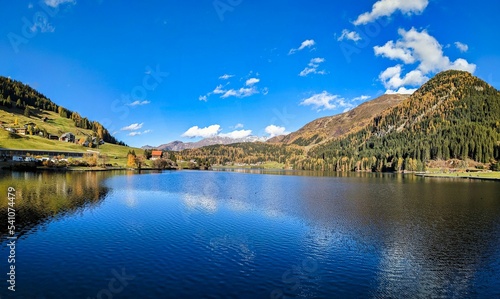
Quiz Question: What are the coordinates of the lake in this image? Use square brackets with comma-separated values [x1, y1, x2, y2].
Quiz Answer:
[0, 170, 499, 298]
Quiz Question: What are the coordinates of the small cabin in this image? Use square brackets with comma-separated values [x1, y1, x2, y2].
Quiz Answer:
[60, 132, 76, 143]
[91, 137, 105, 145]
[15, 128, 26, 135]
[151, 151, 163, 160]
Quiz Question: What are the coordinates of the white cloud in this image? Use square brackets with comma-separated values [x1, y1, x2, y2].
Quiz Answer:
[121, 123, 143, 131]
[379, 65, 402, 80]
[338, 99, 355, 112]
[265, 125, 289, 138]
[245, 78, 260, 86]
[379, 65, 428, 90]
[299, 57, 326, 77]
[30, 17, 55, 33]
[454, 42, 469, 53]
[375, 28, 476, 92]
[450, 58, 476, 72]
[385, 87, 418, 94]
[289, 39, 316, 55]
[310, 57, 325, 64]
[127, 100, 151, 106]
[181, 124, 252, 140]
[299, 68, 316, 77]
[182, 125, 221, 138]
[393, 28, 475, 74]
[128, 130, 152, 137]
[219, 74, 234, 80]
[300, 91, 348, 111]
[219, 129, 253, 139]
[353, 0, 428, 25]
[221, 87, 258, 99]
[337, 29, 362, 42]
[44, 0, 76, 8]
[213, 84, 226, 94]
[202, 75, 262, 100]
[374, 40, 415, 64]
[299, 40, 316, 50]
[352, 95, 371, 102]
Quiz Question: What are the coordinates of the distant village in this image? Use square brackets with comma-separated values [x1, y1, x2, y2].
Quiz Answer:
[0, 118, 104, 164]
[1, 119, 105, 147]
[0, 117, 211, 170]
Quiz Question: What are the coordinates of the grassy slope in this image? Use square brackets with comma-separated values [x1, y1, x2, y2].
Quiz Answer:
[0, 106, 143, 167]
[0, 105, 96, 138]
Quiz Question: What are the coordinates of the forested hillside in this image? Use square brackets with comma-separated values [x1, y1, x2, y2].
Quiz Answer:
[0, 76, 123, 145]
[178, 142, 304, 168]
[300, 70, 500, 171]
[181, 71, 500, 172]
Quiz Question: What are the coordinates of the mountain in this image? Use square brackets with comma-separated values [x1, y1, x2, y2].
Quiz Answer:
[143, 135, 267, 151]
[154, 94, 410, 151]
[143, 141, 185, 151]
[179, 70, 500, 172]
[268, 94, 410, 147]
[302, 70, 500, 171]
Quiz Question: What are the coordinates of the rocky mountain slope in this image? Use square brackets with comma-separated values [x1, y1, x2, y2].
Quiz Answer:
[268, 94, 410, 147]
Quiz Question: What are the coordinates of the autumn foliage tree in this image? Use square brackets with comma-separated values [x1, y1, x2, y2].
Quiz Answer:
[127, 150, 137, 168]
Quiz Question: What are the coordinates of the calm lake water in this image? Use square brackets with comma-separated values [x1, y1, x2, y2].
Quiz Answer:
[0, 170, 499, 298]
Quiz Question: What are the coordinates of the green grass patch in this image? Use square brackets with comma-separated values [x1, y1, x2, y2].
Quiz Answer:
[0, 107, 144, 168]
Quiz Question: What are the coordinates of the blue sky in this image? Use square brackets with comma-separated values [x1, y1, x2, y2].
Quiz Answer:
[1, 0, 499, 147]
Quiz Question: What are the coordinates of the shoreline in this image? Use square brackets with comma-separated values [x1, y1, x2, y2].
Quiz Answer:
[415, 172, 500, 181]
[2, 163, 499, 181]
[0, 165, 172, 172]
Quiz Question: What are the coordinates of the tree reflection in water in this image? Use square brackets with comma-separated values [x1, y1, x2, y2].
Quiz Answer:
[0, 171, 112, 242]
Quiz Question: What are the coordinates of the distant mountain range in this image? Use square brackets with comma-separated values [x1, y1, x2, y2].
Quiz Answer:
[176, 70, 500, 171]
[146, 94, 411, 151]
[142, 135, 267, 151]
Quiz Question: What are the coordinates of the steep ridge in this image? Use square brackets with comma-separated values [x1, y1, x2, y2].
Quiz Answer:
[270, 94, 410, 146]
[300, 70, 500, 171]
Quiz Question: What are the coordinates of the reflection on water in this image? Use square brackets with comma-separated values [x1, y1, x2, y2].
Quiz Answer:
[108, 170, 500, 298]
[0, 171, 112, 242]
[0, 170, 499, 298]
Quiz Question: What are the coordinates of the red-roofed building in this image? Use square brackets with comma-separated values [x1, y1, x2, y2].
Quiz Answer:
[151, 150, 163, 160]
